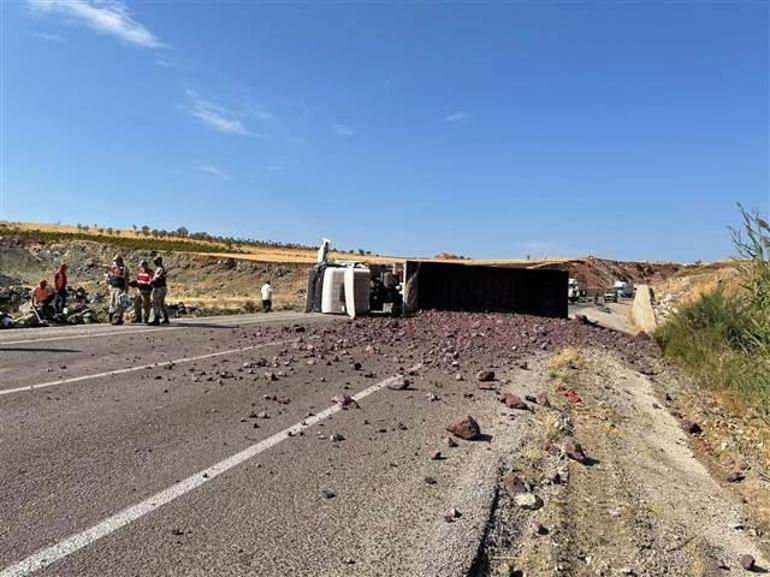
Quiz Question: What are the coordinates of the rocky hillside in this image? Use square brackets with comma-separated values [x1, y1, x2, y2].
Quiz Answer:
[0, 236, 309, 316]
[534, 256, 684, 289]
[0, 229, 690, 320]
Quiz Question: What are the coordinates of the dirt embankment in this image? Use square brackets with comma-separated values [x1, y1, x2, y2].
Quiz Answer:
[0, 237, 309, 314]
[556, 256, 683, 290]
[650, 262, 741, 324]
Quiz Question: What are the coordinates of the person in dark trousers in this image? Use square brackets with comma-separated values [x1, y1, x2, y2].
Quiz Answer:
[261, 280, 272, 312]
[107, 255, 129, 325]
[148, 255, 169, 325]
[132, 260, 153, 323]
[53, 263, 68, 314]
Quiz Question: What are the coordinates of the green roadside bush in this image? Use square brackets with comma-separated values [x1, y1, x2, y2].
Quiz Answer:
[656, 205, 770, 416]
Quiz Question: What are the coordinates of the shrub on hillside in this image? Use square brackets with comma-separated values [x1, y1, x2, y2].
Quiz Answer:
[656, 205, 770, 415]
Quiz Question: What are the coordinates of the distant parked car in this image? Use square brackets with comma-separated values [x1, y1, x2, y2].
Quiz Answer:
[613, 281, 636, 299]
[603, 288, 618, 303]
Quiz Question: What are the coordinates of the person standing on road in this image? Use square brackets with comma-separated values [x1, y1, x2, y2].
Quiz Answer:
[133, 260, 153, 323]
[148, 255, 170, 325]
[107, 255, 129, 325]
[53, 263, 68, 314]
[261, 280, 272, 313]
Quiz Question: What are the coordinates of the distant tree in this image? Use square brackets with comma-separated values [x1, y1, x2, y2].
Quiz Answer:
[141, 225, 150, 236]
[106, 227, 114, 235]
[176, 226, 189, 237]
[132, 224, 138, 232]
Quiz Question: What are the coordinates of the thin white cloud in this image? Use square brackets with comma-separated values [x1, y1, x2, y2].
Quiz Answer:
[154, 57, 193, 72]
[184, 90, 267, 138]
[444, 111, 471, 125]
[32, 31, 66, 43]
[333, 124, 356, 136]
[196, 165, 230, 180]
[27, 0, 163, 48]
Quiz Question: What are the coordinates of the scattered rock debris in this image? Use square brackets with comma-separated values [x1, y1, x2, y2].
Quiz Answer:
[681, 419, 703, 435]
[477, 370, 495, 382]
[446, 415, 481, 441]
[443, 508, 461, 523]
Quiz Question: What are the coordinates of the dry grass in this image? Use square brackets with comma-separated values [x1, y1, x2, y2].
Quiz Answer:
[538, 411, 563, 444]
[546, 347, 585, 384]
[5, 221, 225, 246]
[548, 347, 584, 371]
[654, 262, 741, 307]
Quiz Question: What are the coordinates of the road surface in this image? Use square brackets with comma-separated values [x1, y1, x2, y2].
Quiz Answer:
[4, 311, 767, 577]
[0, 313, 523, 577]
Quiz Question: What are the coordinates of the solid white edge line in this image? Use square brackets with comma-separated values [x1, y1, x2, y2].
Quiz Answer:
[0, 370, 411, 577]
[0, 326, 182, 346]
[0, 339, 295, 397]
[0, 313, 313, 346]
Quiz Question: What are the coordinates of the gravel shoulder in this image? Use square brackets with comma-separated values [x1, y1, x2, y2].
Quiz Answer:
[475, 348, 770, 577]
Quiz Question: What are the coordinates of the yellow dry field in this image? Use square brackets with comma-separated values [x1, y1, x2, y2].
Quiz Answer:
[5, 221, 579, 266]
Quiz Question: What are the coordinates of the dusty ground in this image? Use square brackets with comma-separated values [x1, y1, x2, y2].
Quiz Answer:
[477, 348, 769, 576]
[569, 301, 636, 334]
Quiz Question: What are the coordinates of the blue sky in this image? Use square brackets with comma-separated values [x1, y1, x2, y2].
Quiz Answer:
[1, 1, 768, 261]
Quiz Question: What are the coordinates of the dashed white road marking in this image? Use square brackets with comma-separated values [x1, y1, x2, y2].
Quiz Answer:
[0, 339, 295, 397]
[0, 370, 412, 577]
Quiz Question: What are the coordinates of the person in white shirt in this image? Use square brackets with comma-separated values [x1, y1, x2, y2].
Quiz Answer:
[260, 281, 272, 313]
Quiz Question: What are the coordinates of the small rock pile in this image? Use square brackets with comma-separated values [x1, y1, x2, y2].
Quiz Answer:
[3, 286, 101, 329]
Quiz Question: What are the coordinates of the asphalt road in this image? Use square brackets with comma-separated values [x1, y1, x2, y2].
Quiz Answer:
[0, 313, 527, 577]
[568, 301, 635, 334]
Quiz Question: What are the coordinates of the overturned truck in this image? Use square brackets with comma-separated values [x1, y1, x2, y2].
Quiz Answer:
[306, 258, 568, 319]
